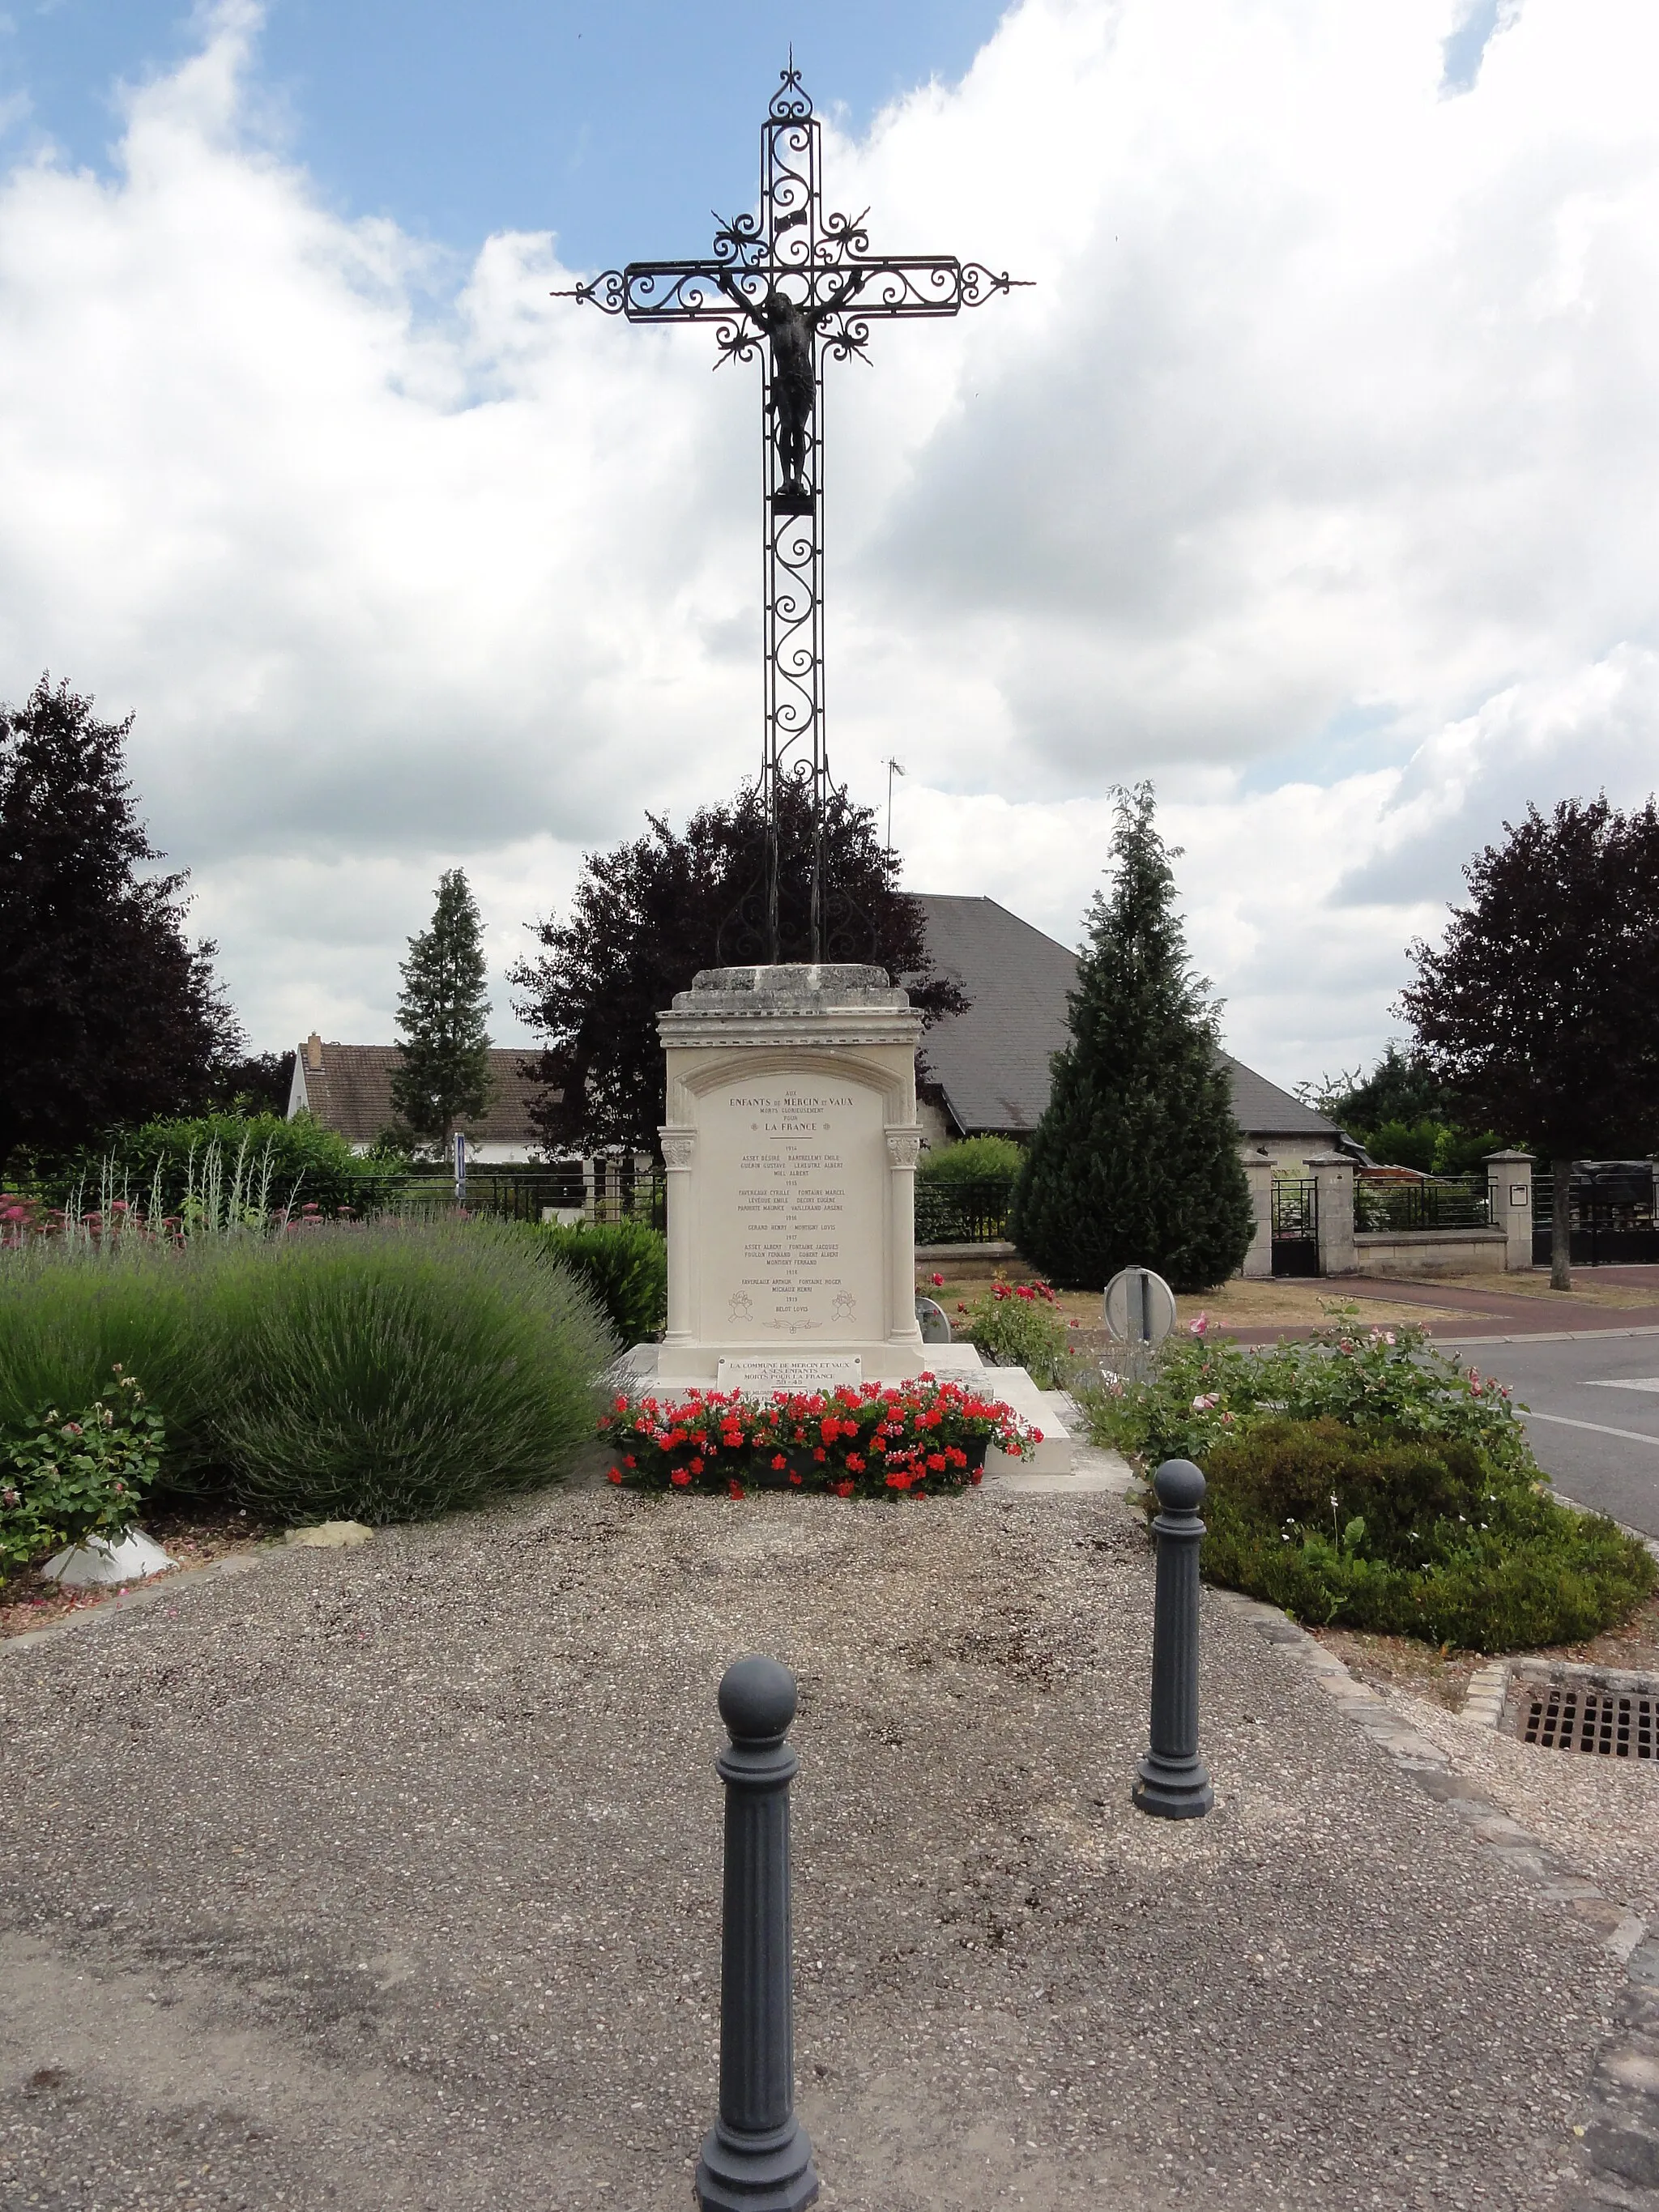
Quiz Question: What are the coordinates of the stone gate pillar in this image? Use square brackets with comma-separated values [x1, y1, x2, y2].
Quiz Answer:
[1240, 1157, 1273, 1280]
[1306, 1152, 1357, 1277]
[1485, 1151, 1535, 1273]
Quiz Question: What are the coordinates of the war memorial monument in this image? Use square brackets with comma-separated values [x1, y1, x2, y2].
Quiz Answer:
[561, 66, 1066, 1464]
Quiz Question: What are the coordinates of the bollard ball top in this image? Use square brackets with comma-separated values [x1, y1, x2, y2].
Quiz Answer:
[1153, 1457, 1206, 1512]
[718, 1654, 798, 1743]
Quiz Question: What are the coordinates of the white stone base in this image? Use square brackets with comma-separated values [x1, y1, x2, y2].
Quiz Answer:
[623, 1341, 1074, 1474]
[655, 1340, 932, 1384]
[41, 1528, 175, 1588]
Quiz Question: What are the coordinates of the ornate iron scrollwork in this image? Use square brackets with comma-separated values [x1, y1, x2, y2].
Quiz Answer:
[556, 63, 1028, 963]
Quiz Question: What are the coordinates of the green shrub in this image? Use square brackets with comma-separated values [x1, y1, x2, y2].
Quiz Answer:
[0, 1221, 616, 1524]
[537, 1219, 667, 1342]
[1194, 1417, 1655, 1650]
[1077, 1320, 1537, 1480]
[1077, 1320, 1654, 1648]
[198, 1221, 617, 1523]
[26, 1114, 401, 1224]
[917, 1136, 1026, 1191]
[1, 1369, 165, 1578]
[961, 1278, 1073, 1389]
[914, 1139, 1023, 1244]
[0, 1243, 216, 1465]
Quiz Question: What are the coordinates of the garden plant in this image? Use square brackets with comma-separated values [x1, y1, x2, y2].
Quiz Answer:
[1077, 1320, 1654, 1649]
[0, 1219, 615, 1526]
[957, 1276, 1073, 1389]
[1, 1367, 164, 1580]
[537, 1217, 667, 1343]
[600, 1375, 1039, 1500]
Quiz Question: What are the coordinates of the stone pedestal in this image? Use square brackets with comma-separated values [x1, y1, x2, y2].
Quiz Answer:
[656, 965, 928, 1383]
[1484, 1150, 1535, 1273]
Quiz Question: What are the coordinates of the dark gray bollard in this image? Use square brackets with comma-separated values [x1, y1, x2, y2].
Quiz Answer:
[1132, 1459, 1215, 1820]
[694, 1656, 820, 2212]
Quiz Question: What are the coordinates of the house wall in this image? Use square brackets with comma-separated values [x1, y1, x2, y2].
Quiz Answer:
[1242, 1137, 1333, 1170]
[917, 1097, 954, 1153]
[1354, 1228, 1508, 1277]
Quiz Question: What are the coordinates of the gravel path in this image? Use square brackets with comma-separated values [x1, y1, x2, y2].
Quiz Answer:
[1363, 1676, 1659, 1929]
[0, 1483, 1633, 2210]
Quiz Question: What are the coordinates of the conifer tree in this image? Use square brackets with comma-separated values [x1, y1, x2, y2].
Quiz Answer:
[390, 870, 494, 1148]
[1011, 785, 1252, 1291]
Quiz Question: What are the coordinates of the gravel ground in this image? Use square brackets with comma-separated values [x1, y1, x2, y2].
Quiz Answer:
[0, 1482, 1635, 2211]
[1358, 1676, 1659, 1929]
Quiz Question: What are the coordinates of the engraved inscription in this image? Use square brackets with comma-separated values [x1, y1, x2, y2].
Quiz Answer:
[702, 1075, 884, 1340]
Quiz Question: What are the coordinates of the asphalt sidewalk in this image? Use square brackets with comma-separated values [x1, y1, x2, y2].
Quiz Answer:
[0, 1480, 1648, 2210]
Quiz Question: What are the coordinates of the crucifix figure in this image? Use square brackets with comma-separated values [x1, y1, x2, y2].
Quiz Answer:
[557, 62, 1026, 963]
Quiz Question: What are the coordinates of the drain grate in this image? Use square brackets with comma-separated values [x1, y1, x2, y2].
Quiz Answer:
[1511, 1673, 1657, 1759]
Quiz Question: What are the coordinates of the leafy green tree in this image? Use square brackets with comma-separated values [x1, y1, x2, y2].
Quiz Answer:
[0, 675, 240, 1177]
[1297, 1043, 1502, 1174]
[1400, 795, 1659, 1289]
[1011, 785, 1253, 1292]
[510, 778, 964, 1157]
[1299, 1042, 1447, 1128]
[390, 871, 494, 1148]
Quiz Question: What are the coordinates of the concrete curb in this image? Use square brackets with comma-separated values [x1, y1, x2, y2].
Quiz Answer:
[1211, 1586, 1659, 2208]
[1, 1547, 271, 1653]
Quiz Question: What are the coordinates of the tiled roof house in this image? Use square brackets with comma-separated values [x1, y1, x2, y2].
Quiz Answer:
[286, 1036, 548, 1161]
[288, 897, 1339, 1168]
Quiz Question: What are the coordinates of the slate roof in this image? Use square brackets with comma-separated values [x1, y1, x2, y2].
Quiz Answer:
[288, 1043, 547, 1145]
[912, 895, 1077, 1136]
[912, 894, 1337, 1143]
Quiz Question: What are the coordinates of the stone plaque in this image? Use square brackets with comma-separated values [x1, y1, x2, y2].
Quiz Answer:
[716, 1357, 864, 1393]
[699, 1072, 886, 1344]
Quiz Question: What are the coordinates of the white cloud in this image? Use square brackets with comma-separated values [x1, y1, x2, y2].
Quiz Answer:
[1, 0, 1656, 1092]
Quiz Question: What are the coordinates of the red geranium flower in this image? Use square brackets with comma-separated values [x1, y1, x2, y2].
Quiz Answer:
[606, 1466, 623, 1485]
[670, 1468, 691, 1488]
[728, 1478, 745, 1500]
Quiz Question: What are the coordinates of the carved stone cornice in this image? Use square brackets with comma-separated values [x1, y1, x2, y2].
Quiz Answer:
[659, 1011, 923, 1051]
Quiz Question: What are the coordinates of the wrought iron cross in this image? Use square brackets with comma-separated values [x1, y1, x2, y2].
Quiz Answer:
[557, 62, 1026, 964]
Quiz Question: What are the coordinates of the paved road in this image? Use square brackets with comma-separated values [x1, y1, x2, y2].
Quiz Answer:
[1445, 1326, 1659, 1538]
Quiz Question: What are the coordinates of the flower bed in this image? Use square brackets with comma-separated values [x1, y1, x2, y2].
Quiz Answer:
[599, 1375, 1042, 1500]
[1074, 1321, 1657, 1650]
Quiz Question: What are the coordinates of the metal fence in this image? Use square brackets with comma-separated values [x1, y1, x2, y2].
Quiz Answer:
[1270, 1177, 1320, 1276]
[1533, 1174, 1659, 1265]
[913, 1175, 1015, 1247]
[386, 1158, 665, 1229]
[1355, 1174, 1494, 1234]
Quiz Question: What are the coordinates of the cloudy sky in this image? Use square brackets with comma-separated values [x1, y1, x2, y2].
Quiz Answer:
[2, 0, 1654, 1092]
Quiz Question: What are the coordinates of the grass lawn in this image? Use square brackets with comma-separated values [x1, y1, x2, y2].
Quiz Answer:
[916, 1257, 1468, 1335]
[1428, 1270, 1659, 1309]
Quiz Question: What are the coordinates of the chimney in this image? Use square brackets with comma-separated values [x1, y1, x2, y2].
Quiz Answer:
[305, 1032, 323, 1072]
